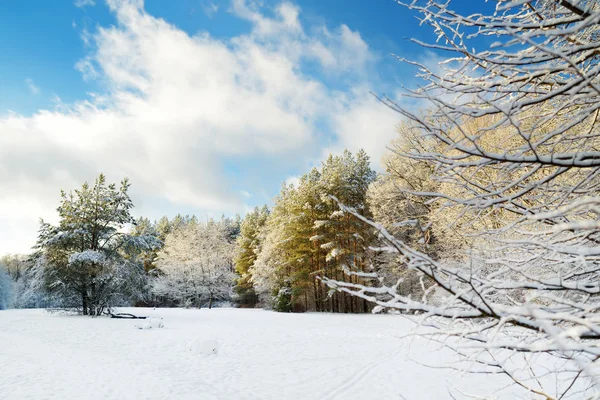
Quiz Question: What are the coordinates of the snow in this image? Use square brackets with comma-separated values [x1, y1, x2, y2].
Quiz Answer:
[135, 317, 164, 330]
[69, 250, 106, 265]
[0, 308, 522, 400]
[193, 338, 219, 355]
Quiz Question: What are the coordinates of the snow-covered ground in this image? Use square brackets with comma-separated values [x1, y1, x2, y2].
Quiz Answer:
[0, 308, 523, 399]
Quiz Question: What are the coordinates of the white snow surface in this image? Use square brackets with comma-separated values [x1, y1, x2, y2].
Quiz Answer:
[0, 308, 522, 400]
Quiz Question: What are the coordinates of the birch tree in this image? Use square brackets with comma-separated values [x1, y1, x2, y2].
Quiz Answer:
[323, 0, 600, 397]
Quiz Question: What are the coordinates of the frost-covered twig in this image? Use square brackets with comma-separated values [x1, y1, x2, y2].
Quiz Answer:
[323, 0, 600, 397]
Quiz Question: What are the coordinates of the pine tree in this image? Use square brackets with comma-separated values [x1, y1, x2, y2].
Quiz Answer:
[246, 149, 377, 312]
[234, 206, 269, 307]
[36, 174, 161, 316]
[129, 217, 163, 274]
[156, 216, 172, 240]
[315, 150, 376, 313]
[250, 184, 298, 309]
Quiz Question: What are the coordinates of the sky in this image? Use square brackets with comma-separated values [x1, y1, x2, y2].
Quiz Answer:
[0, 0, 478, 256]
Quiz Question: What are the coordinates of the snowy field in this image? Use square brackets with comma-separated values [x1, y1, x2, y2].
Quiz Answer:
[0, 308, 524, 400]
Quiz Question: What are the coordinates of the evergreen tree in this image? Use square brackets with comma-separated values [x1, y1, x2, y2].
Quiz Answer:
[234, 206, 269, 307]
[245, 149, 376, 312]
[250, 194, 290, 307]
[156, 216, 172, 240]
[314, 150, 376, 313]
[129, 217, 163, 274]
[221, 214, 242, 243]
[35, 174, 161, 316]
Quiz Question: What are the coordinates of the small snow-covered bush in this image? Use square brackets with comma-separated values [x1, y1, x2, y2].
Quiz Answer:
[272, 282, 292, 313]
[135, 317, 164, 330]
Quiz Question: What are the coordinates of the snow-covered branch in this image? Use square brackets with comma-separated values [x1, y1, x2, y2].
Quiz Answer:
[322, 1, 600, 397]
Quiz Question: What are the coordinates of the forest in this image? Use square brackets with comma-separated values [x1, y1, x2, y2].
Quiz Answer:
[0, 149, 385, 314]
[0, 142, 461, 315]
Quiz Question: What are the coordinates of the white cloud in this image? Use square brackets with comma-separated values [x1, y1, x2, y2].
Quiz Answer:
[328, 89, 402, 170]
[74, 56, 98, 81]
[80, 28, 93, 47]
[24, 78, 40, 95]
[231, 0, 303, 38]
[74, 0, 95, 9]
[0, 0, 402, 255]
[201, 1, 219, 17]
[308, 25, 372, 74]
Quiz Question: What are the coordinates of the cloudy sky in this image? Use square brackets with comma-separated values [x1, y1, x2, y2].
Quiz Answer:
[0, 0, 454, 255]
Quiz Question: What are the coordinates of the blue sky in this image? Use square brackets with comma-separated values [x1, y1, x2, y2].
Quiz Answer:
[0, 0, 431, 114]
[0, 0, 482, 255]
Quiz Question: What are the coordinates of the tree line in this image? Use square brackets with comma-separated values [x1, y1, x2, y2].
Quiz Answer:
[0, 148, 386, 314]
[237, 150, 377, 312]
[0, 133, 534, 315]
[0, 176, 241, 314]
[0, 141, 441, 314]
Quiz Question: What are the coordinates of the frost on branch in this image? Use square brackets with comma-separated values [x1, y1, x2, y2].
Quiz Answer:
[151, 219, 236, 309]
[323, 0, 600, 398]
[69, 250, 106, 266]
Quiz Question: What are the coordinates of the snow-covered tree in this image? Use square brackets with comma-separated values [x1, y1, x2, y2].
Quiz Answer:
[153, 219, 236, 308]
[36, 174, 161, 316]
[0, 254, 29, 281]
[365, 125, 440, 302]
[247, 150, 376, 312]
[323, 0, 600, 397]
[250, 203, 291, 308]
[0, 264, 12, 310]
[128, 217, 162, 274]
[313, 150, 376, 313]
[234, 205, 269, 307]
[0, 254, 45, 309]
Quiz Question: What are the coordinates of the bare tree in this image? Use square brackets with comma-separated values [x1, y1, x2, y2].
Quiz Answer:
[323, 1, 600, 398]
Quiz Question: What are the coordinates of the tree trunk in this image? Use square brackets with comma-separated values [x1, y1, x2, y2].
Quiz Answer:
[91, 283, 97, 316]
[312, 279, 319, 312]
[304, 291, 308, 311]
[209, 295, 213, 309]
[82, 290, 88, 316]
[349, 273, 355, 313]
